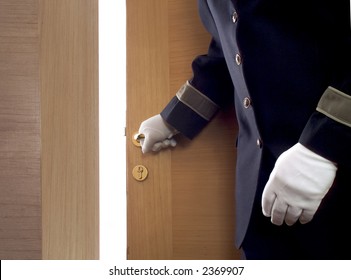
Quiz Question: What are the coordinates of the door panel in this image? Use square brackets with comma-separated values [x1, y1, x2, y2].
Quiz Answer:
[0, 0, 41, 260]
[127, 0, 173, 259]
[0, 0, 98, 260]
[40, 0, 99, 260]
[127, 0, 240, 260]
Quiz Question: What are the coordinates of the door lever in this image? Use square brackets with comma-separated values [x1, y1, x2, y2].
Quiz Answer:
[132, 132, 144, 147]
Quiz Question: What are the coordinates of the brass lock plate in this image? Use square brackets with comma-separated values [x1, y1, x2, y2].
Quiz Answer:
[132, 165, 148, 181]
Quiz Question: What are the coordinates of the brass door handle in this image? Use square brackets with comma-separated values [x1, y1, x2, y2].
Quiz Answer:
[132, 132, 144, 147]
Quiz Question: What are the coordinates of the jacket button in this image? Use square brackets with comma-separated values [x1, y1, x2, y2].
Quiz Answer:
[243, 97, 251, 108]
[232, 11, 238, 23]
[256, 138, 263, 148]
[235, 53, 242, 65]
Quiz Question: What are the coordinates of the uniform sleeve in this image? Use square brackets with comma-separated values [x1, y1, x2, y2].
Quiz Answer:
[299, 17, 351, 167]
[299, 89, 351, 167]
[160, 0, 234, 139]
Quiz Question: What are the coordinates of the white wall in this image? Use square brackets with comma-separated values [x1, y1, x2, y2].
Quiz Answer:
[99, 0, 126, 260]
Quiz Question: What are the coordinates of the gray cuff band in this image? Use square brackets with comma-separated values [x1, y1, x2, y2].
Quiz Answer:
[176, 81, 219, 121]
[317, 86, 351, 128]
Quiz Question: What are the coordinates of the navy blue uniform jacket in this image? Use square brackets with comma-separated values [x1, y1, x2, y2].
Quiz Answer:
[161, 0, 351, 247]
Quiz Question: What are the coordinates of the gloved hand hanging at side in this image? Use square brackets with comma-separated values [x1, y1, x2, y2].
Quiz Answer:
[261, 143, 337, 226]
[138, 114, 178, 153]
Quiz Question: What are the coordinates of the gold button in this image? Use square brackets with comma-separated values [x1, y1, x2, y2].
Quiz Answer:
[232, 11, 238, 23]
[235, 53, 242, 65]
[243, 97, 251, 108]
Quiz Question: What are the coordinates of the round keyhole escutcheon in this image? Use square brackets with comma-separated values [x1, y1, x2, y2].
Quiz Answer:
[132, 165, 148, 182]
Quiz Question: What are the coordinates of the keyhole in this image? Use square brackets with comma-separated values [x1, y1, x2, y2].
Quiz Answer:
[132, 165, 148, 182]
[137, 166, 144, 179]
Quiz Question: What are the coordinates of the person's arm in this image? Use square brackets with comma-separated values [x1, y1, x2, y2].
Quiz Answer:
[299, 4, 351, 165]
[139, 0, 233, 152]
[262, 10, 351, 225]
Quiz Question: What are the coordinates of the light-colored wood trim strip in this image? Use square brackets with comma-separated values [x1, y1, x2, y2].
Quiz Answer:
[40, 0, 99, 260]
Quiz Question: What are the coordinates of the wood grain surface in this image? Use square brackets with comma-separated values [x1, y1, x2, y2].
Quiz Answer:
[40, 0, 99, 260]
[0, 0, 41, 260]
[127, 0, 240, 260]
[0, 0, 99, 260]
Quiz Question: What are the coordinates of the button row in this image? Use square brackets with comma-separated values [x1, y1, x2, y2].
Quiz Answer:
[232, 10, 262, 149]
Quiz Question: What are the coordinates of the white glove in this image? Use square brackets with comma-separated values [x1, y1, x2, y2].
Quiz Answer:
[262, 143, 337, 226]
[138, 114, 178, 153]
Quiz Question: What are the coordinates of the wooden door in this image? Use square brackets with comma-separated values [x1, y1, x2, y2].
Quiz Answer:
[0, 0, 98, 260]
[127, 0, 240, 260]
